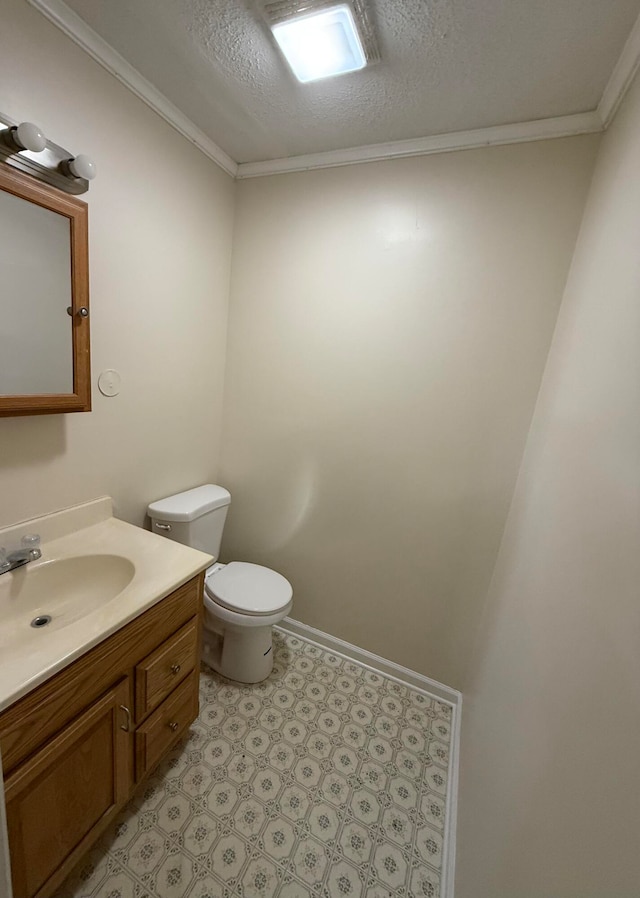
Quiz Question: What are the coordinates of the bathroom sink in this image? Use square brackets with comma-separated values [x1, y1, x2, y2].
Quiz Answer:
[0, 554, 136, 645]
[0, 496, 212, 713]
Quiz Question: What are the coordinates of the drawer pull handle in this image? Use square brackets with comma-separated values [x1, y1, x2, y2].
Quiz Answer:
[168, 721, 179, 732]
[119, 705, 132, 732]
[171, 664, 181, 675]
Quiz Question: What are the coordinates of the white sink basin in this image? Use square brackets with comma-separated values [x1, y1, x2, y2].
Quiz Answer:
[0, 554, 136, 647]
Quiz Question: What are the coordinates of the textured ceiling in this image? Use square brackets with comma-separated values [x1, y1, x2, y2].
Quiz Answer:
[63, 0, 640, 164]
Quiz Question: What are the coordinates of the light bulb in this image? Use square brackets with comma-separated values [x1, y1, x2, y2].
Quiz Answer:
[68, 154, 97, 180]
[13, 121, 47, 153]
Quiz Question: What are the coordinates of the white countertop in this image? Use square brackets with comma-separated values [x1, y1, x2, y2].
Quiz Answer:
[0, 498, 212, 713]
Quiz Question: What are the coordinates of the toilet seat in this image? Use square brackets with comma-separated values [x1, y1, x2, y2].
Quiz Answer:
[205, 561, 293, 616]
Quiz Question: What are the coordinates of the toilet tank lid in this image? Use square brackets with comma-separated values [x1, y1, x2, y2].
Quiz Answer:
[147, 484, 231, 522]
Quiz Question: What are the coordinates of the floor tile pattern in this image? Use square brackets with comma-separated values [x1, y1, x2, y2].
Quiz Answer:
[56, 631, 452, 898]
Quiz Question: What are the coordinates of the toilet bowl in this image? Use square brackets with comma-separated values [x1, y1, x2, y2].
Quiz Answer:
[202, 561, 293, 682]
[147, 485, 293, 684]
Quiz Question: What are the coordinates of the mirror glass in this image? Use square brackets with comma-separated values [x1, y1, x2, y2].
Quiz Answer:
[0, 189, 73, 395]
[0, 162, 90, 417]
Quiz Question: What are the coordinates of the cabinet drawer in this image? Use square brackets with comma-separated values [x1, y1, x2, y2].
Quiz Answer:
[135, 669, 199, 780]
[135, 618, 199, 720]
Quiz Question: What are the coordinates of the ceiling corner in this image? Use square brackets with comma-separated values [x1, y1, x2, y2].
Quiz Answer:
[598, 7, 640, 126]
[24, 0, 239, 178]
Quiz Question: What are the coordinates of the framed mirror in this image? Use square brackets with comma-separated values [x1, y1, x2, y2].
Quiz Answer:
[0, 163, 90, 416]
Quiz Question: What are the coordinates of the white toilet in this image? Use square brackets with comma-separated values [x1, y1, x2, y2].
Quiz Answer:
[148, 484, 293, 683]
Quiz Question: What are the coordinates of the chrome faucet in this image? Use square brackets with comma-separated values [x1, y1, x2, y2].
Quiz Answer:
[0, 534, 41, 575]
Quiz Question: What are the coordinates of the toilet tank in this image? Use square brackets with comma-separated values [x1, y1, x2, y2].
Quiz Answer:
[147, 484, 231, 560]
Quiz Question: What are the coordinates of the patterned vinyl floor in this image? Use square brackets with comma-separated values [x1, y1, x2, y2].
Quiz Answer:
[55, 630, 454, 898]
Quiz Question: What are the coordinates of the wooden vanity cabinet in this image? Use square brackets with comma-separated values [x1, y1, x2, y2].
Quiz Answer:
[0, 573, 204, 898]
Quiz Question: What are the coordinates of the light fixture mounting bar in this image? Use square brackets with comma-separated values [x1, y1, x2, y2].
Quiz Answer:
[264, 0, 380, 64]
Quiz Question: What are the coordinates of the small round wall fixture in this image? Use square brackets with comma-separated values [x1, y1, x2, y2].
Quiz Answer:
[67, 154, 96, 180]
[98, 369, 121, 397]
[12, 121, 47, 153]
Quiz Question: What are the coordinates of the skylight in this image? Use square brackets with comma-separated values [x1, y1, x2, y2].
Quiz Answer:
[272, 4, 367, 84]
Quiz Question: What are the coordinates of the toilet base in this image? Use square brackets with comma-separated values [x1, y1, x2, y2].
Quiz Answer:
[202, 623, 275, 684]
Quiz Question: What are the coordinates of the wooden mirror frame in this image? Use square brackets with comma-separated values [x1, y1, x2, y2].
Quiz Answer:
[0, 163, 90, 417]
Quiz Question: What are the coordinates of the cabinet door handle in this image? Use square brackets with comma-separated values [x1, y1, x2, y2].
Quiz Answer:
[168, 721, 179, 732]
[119, 704, 132, 732]
[170, 663, 181, 675]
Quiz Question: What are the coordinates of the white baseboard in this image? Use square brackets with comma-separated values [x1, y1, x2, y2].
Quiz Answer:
[277, 617, 461, 706]
[443, 694, 461, 898]
[276, 616, 461, 898]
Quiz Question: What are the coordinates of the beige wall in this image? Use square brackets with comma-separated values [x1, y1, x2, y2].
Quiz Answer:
[220, 138, 598, 689]
[457, 74, 640, 897]
[0, 0, 235, 529]
[3, 5, 638, 889]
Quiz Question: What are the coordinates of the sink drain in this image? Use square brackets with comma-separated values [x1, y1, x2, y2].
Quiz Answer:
[31, 615, 52, 628]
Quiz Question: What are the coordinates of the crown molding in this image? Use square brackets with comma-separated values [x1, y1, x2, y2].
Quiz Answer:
[236, 112, 603, 178]
[25, 0, 238, 178]
[598, 9, 640, 127]
[27, 0, 640, 181]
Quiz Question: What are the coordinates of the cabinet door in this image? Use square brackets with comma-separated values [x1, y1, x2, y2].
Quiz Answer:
[5, 678, 132, 898]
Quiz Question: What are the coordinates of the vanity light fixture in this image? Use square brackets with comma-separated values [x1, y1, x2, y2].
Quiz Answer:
[0, 110, 95, 194]
[265, 1, 379, 84]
